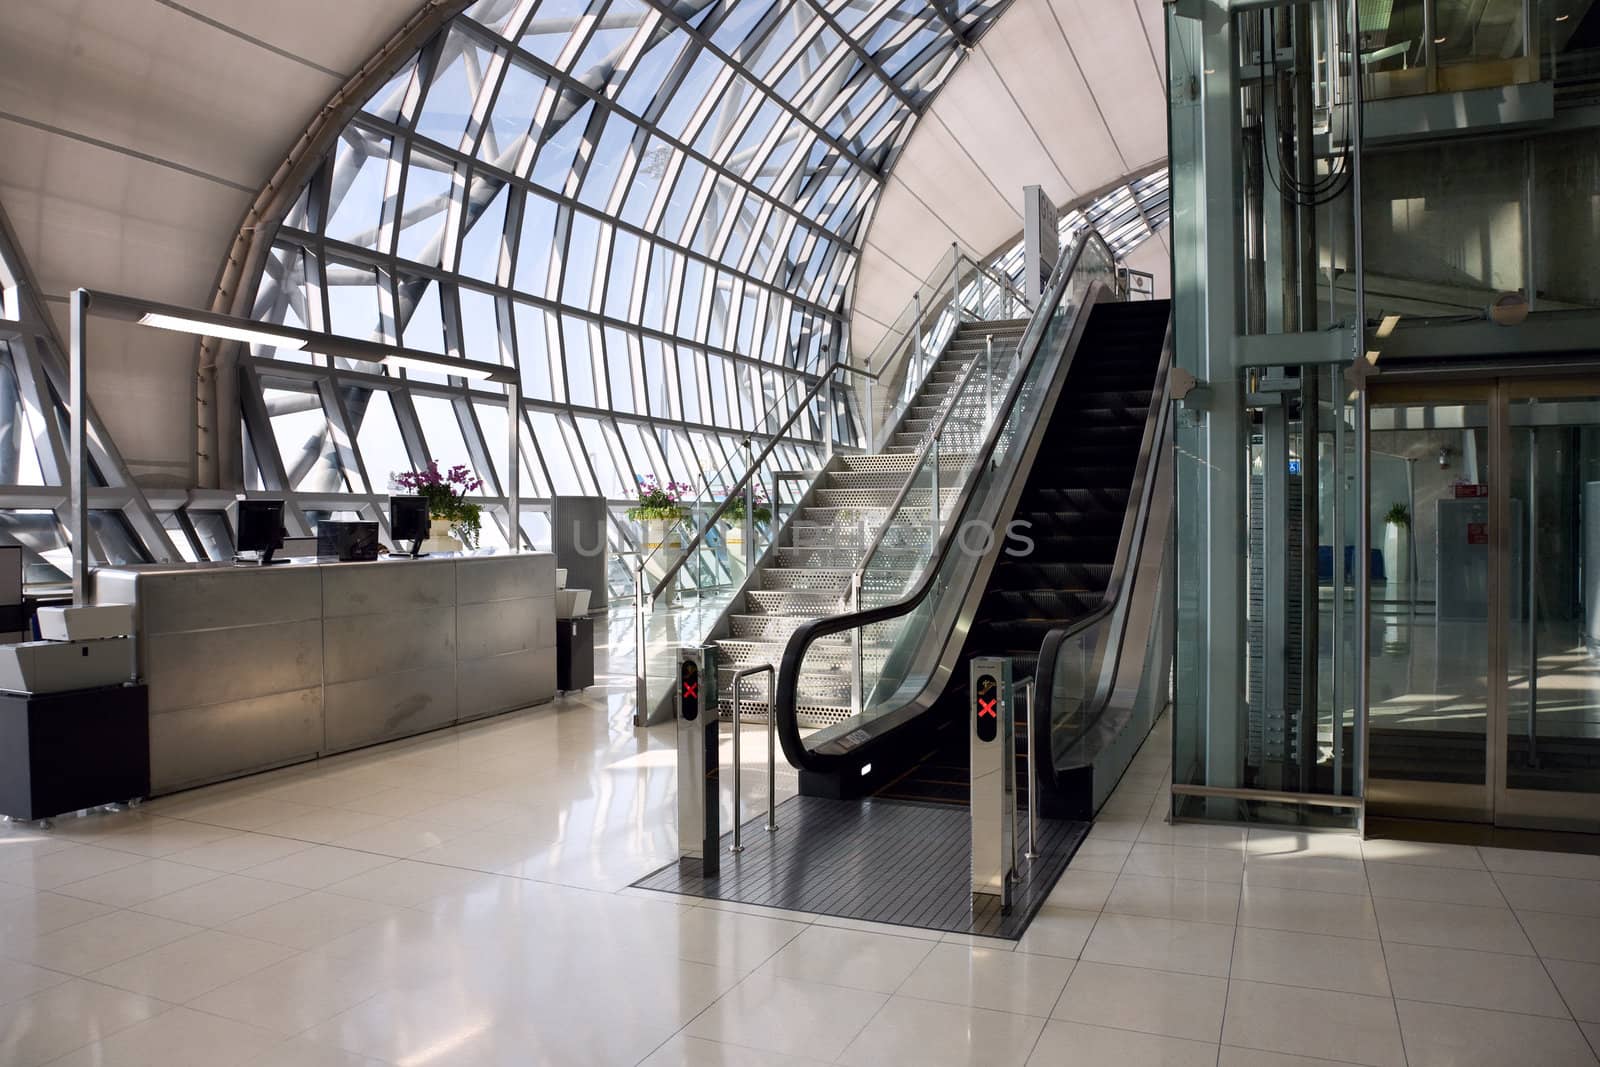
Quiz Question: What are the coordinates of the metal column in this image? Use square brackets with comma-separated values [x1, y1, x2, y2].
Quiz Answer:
[970, 656, 1016, 912]
[677, 645, 720, 877]
[69, 289, 90, 606]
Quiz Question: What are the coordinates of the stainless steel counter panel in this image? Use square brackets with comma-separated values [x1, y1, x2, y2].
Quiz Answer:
[93, 552, 556, 794]
[456, 553, 555, 604]
[321, 556, 456, 617]
[324, 667, 457, 752]
[148, 687, 323, 789]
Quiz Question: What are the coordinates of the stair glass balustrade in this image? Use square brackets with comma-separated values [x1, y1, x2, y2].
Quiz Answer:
[781, 232, 1118, 754]
[631, 244, 1033, 725]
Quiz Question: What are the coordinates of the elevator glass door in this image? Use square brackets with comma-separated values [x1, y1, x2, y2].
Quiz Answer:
[1365, 383, 1494, 822]
[1499, 385, 1600, 830]
[1366, 379, 1600, 830]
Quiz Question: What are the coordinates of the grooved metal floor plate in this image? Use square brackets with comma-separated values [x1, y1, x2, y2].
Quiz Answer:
[632, 796, 1089, 939]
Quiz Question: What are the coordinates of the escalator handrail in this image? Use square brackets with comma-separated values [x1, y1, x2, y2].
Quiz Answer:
[1033, 311, 1176, 770]
[774, 230, 1117, 771]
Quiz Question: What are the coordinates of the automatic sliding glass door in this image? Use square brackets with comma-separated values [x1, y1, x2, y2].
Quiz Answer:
[1499, 386, 1600, 831]
[1365, 384, 1495, 822]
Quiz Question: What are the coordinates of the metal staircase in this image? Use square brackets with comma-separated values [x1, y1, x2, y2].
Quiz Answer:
[715, 319, 1030, 727]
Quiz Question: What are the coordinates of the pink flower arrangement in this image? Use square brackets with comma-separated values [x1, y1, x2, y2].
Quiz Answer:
[391, 461, 484, 547]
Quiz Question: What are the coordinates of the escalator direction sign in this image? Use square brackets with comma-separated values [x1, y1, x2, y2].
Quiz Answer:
[681, 660, 700, 722]
[975, 673, 999, 743]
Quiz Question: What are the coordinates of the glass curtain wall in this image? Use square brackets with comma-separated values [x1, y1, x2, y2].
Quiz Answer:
[240, 0, 1013, 577]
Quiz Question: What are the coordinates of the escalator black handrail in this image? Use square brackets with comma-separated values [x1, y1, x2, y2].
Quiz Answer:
[1032, 311, 1176, 778]
[774, 230, 1118, 773]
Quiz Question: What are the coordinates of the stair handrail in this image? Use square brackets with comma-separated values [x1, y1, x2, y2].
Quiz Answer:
[1032, 312, 1175, 775]
[774, 229, 1117, 769]
[641, 358, 880, 605]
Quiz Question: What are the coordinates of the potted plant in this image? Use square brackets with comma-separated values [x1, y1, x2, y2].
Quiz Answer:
[1383, 501, 1410, 588]
[720, 485, 772, 576]
[392, 461, 484, 552]
[627, 475, 691, 598]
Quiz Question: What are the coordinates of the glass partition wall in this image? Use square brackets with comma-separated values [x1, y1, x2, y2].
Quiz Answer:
[1170, 0, 1600, 830]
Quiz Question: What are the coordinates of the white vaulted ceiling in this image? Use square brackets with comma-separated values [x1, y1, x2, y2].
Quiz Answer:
[848, 0, 1171, 358]
[0, 0, 431, 487]
[0, 0, 1170, 491]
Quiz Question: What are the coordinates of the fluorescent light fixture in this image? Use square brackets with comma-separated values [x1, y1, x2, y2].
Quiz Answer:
[1376, 314, 1401, 339]
[1365, 350, 1381, 365]
[382, 354, 501, 381]
[138, 312, 306, 350]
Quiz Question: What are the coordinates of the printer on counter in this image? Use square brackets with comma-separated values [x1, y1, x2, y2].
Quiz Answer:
[0, 603, 136, 695]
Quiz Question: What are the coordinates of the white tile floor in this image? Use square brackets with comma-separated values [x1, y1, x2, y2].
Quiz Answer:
[1, 655, 1599, 1064]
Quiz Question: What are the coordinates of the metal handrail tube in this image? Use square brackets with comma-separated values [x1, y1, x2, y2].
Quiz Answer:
[729, 663, 776, 853]
[846, 230, 1106, 612]
[847, 330, 990, 602]
[646, 358, 878, 603]
[1030, 316, 1175, 785]
[774, 231, 1116, 772]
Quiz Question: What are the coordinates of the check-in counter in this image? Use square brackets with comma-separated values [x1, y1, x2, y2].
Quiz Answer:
[93, 552, 556, 794]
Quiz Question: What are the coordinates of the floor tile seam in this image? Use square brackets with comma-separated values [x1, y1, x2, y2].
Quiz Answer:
[894, 986, 1060, 1021]
[50, 865, 230, 909]
[1389, 993, 1591, 1024]
[1213, 841, 1246, 1066]
[1364, 848, 1413, 1067]
[1042, 1004, 1228, 1047]
[83, 937, 304, 1008]
[1232, 917, 1383, 941]
[1219, 1039, 1366, 1066]
[824, 940, 937, 1064]
[1500, 888, 1585, 1025]
[16, 986, 184, 1064]
[1374, 929, 1540, 957]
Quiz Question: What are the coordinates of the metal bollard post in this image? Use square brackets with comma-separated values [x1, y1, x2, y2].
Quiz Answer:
[677, 645, 719, 877]
[970, 656, 1017, 913]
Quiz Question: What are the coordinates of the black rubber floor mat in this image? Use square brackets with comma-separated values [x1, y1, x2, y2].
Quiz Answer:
[632, 795, 1089, 939]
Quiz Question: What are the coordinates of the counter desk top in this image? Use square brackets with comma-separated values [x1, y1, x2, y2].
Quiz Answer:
[93, 552, 557, 794]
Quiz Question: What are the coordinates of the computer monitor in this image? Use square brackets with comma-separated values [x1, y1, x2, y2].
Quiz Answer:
[390, 495, 430, 558]
[236, 499, 287, 565]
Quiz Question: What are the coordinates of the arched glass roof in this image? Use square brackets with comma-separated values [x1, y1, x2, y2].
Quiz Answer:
[242, 0, 1012, 561]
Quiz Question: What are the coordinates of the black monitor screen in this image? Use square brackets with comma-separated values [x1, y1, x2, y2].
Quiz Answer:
[390, 495, 429, 544]
[236, 500, 285, 554]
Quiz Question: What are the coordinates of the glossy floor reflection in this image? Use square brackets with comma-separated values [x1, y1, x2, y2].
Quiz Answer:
[0, 620, 1596, 1063]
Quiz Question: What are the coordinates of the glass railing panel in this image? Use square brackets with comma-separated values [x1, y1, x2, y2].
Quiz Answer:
[794, 236, 1115, 749]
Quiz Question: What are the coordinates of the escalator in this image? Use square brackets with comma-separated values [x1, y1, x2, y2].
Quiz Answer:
[872, 301, 1169, 805]
[774, 231, 1175, 821]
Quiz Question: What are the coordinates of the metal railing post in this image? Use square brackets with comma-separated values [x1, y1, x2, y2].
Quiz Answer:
[850, 572, 864, 716]
[948, 243, 962, 320]
[743, 448, 756, 576]
[824, 370, 835, 461]
[912, 292, 925, 382]
[984, 334, 994, 424]
[634, 563, 648, 727]
[865, 372, 876, 453]
[766, 667, 778, 832]
[1021, 676, 1039, 860]
[930, 434, 942, 538]
[730, 663, 777, 853]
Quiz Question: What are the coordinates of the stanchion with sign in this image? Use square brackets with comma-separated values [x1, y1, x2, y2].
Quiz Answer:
[970, 656, 1016, 912]
[677, 645, 719, 878]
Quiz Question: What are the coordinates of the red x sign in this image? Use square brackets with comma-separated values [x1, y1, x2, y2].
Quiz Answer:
[978, 698, 997, 719]
[683, 681, 698, 700]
